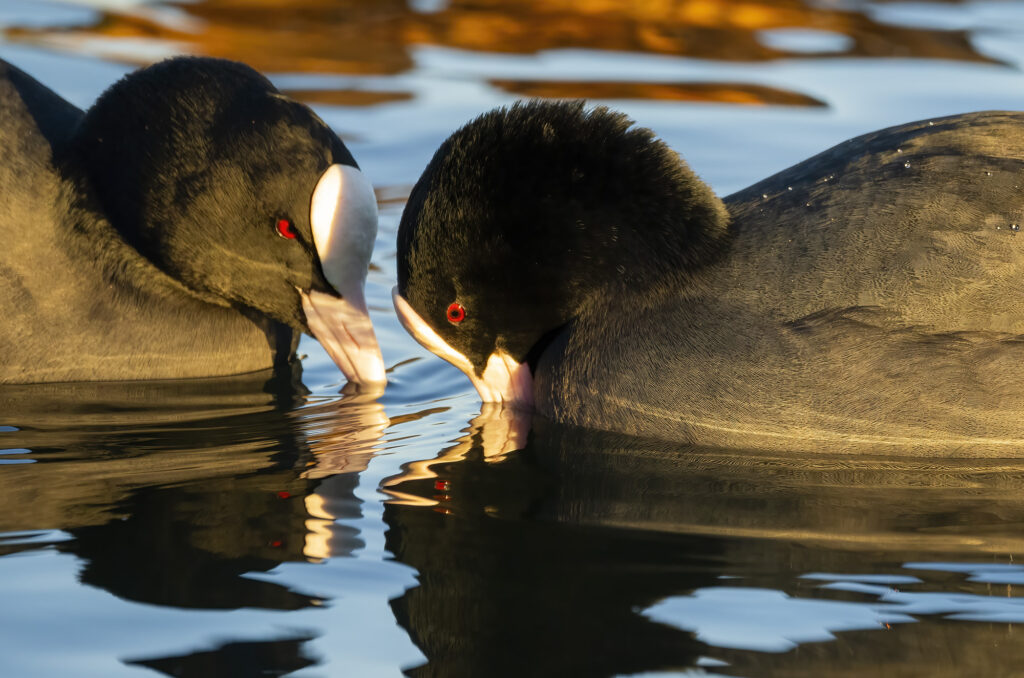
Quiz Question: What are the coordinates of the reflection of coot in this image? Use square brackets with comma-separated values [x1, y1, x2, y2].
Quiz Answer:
[0, 373, 386, 677]
[384, 418, 1024, 677]
[0, 372, 369, 611]
[63, 471, 324, 610]
[127, 634, 318, 678]
[53, 416, 367, 609]
[384, 426, 715, 678]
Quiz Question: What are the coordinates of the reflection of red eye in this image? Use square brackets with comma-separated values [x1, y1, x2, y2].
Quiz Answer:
[446, 302, 466, 324]
[276, 218, 297, 239]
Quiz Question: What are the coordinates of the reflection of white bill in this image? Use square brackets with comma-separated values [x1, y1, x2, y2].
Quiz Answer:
[298, 395, 389, 561]
[381, 404, 532, 507]
[302, 394, 389, 479]
[303, 491, 337, 563]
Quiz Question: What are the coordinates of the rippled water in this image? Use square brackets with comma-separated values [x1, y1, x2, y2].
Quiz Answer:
[4, 0, 1024, 675]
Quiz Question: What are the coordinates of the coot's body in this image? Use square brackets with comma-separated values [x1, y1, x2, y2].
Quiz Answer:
[0, 58, 383, 385]
[395, 103, 1024, 453]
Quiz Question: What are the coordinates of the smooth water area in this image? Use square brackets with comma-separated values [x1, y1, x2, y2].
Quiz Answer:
[5, 0, 1024, 675]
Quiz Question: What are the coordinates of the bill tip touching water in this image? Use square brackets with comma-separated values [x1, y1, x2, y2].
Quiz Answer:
[394, 99, 1024, 453]
[0, 55, 384, 386]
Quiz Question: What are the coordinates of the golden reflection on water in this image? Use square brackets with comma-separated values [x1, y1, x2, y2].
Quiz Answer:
[492, 78, 828, 106]
[3, 0, 997, 107]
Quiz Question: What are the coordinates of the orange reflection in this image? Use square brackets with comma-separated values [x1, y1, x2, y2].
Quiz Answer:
[492, 79, 827, 106]
[281, 89, 413, 106]
[3, 0, 995, 109]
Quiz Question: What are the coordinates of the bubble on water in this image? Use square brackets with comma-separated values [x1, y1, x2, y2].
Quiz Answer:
[1012, 224, 1021, 232]
[986, 171, 993, 176]
[762, 193, 768, 199]
[787, 186, 793, 191]
[928, 121, 934, 126]
[904, 162, 911, 168]
[897, 148, 903, 154]
[805, 202, 811, 207]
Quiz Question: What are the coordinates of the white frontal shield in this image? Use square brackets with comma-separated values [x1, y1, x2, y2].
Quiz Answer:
[301, 164, 386, 387]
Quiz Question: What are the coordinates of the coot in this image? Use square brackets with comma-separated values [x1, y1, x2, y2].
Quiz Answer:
[0, 56, 383, 385]
[395, 101, 1024, 453]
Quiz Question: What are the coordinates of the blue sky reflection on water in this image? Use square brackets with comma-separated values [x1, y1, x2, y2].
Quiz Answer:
[4, 0, 1024, 676]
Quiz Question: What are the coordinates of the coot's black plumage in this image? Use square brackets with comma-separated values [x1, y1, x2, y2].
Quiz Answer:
[0, 57, 384, 385]
[395, 101, 1024, 454]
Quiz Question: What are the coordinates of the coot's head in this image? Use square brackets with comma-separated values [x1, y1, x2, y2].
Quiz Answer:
[71, 56, 384, 386]
[394, 100, 729, 408]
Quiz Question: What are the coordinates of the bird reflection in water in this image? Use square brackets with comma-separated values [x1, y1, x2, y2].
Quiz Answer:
[382, 403, 530, 508]
[382, 414, 1024, 677]
[0, 370, 390, 676]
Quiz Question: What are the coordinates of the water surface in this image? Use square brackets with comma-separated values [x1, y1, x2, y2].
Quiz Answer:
[4, 0, 1024, 675]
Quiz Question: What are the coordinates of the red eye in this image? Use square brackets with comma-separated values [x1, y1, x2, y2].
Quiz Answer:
[276, 218, 297, 239]
[446, 302, 466, 324]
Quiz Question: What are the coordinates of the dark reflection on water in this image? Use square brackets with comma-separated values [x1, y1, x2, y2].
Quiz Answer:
[385, 468, 714, 676]
[0, 370, 389, 675]
[5, 373, 1024, 675]
[385, 416, 1024, 676]
[0, 369, 307, 537]
[60, 472, 334, 611]
[127, 634, 317, 678]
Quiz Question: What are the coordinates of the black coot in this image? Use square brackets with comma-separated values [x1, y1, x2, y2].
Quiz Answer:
[395, 101, 1024, 453]
[0, 57, 383, 385]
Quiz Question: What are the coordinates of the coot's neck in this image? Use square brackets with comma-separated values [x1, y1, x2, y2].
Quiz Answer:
[555, 199, 734, 322]
[599, 222, 732, 301]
